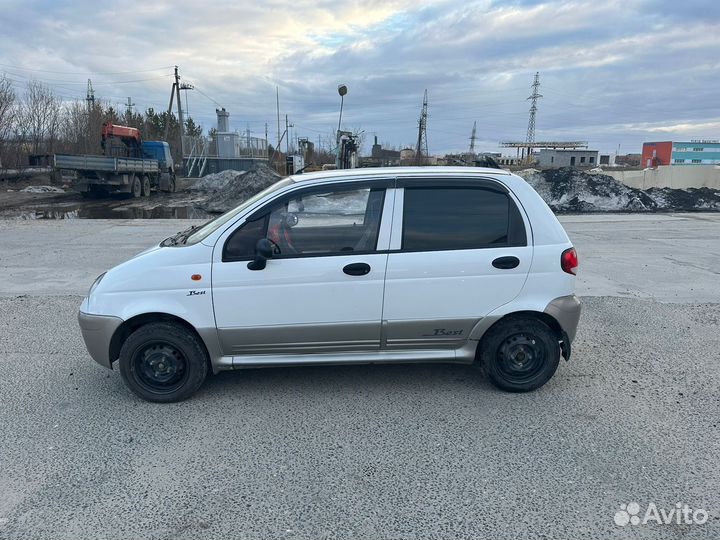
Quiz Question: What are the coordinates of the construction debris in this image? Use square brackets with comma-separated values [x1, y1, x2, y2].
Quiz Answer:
[517, 168, 720, 213]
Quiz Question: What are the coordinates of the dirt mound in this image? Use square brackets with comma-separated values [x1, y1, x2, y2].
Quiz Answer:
[188, 169, 247, 192]
[517, 168, 720, 213]
[198, 164, 281, 213]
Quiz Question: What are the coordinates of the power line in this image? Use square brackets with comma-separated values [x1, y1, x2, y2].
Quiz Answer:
[0, 68, 173, 85]
[0, 62, 175, 75]
[190, 85, 222, 108]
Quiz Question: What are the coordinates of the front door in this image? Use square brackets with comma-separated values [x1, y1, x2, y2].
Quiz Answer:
[382, 182, 532, 350]
[212, 182, 392, 357]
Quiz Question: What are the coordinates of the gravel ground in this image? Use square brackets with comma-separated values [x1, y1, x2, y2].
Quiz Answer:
[0, 215, 719, 539]
[1, 297, 718, 539]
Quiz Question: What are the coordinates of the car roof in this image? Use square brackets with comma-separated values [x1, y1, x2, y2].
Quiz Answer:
[288, 166, 512, 184]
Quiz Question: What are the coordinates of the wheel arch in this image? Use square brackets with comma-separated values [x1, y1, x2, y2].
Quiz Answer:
[109, 312, 212, 370]
[473, 310, 569, 360]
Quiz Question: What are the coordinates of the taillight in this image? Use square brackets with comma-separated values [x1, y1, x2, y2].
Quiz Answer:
[561, 247, 578, 275]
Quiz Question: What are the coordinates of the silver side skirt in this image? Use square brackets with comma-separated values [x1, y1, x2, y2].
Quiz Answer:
[213, 341, 478, 371]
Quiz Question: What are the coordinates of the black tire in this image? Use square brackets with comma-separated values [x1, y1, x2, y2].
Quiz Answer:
[118, 322, 208, 402]
[168, 175, 176, 193]
[478, 317, 560, 392]
[130, 176, 142, 198]
[141, 176, 151, 197]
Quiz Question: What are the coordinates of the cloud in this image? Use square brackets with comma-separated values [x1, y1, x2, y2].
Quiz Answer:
[0, 0, 718, 154]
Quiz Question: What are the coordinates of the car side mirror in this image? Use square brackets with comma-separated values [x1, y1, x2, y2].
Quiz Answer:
[247, 238, 273, 271]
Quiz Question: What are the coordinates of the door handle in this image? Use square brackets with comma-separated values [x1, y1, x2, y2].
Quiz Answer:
[343, 263, 371, 276]
[492, 256, 520, 269]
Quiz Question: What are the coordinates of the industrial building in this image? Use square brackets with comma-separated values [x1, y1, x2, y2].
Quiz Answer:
[536, 149, 599, 168]
[183, 108, 269, 177]
[364, 136, 400, 167]
[642, 140, 720, 167]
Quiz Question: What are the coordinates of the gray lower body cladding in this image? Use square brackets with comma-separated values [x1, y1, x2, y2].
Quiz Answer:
[543, 294, 582, 342]
[79, 295, 580, 372]
[78, 311, 123, 369]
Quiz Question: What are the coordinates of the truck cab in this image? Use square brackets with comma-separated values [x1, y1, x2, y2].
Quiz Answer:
[141, 141, 174, 173]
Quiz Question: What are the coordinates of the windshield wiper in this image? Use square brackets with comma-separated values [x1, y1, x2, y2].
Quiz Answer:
[161, 225, 198, 247]
[175, 225, 198, 245]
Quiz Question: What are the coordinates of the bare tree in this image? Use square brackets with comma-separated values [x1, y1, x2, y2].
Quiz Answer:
[0, 75, 16, 167]
[17, 80, 62, 155]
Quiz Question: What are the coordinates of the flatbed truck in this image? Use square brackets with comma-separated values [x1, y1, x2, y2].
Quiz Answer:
[53, 124, 176, 198]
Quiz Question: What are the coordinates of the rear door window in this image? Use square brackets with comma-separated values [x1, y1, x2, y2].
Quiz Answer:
[402, 187, 526, 251]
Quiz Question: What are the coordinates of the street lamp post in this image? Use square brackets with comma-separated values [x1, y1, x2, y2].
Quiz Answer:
[336, 84, 348, 169]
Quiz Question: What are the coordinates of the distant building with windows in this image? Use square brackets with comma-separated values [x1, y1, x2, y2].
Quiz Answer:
[641, 140, 720, 167]
[536, 149, 599, 168]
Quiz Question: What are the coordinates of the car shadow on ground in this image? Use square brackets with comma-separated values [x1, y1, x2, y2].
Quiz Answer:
[197, 362, 499, 400]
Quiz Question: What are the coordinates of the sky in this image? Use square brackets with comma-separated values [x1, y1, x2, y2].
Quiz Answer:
[0, 0, 719, 156]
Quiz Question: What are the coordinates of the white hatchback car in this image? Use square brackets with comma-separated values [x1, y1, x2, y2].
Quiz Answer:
[79, 167, 580, 402]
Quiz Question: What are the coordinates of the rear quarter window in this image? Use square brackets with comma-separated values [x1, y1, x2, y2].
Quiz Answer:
[402, 186, 526, 251]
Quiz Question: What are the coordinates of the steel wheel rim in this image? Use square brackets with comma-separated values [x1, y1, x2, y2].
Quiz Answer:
[497, 332, 545, 383]
[132, 341, 188, 394]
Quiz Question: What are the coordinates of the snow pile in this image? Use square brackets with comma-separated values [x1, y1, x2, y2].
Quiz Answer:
[516, 168, 720, 213]
[199, 164, 281, 213]
[188, 169, 247, 192]
[20, 185, 65, 193]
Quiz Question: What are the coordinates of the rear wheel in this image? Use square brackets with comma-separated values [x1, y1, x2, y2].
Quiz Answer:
[141, 176, 151, 197]
[118, 322, 208, 402]
[478, 317, 560, 392]
[130, 176, 142, 198]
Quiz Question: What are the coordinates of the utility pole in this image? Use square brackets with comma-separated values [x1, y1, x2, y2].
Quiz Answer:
[469, 121, 477, 154]
[525, 72, 542, 163]
[415, 89, 429, 164]
[164, 81, 175, 141]
[276, 87, 281, 154]
[265, 122, 268, 156]
[174, 65, 185, 157]
[285, 114, 289, 174]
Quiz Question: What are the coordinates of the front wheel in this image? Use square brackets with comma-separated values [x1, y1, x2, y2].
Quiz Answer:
[118, 322, 208, 402]
[478, 317, 560, 392]
[162, 175, 176, 193]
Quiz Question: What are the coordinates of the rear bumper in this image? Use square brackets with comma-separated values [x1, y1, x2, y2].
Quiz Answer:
[544, 294, 582, 343]
[78, 311, 123, 369]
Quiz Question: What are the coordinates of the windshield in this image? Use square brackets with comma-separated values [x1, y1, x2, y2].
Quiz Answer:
[184, 178, 293, 245]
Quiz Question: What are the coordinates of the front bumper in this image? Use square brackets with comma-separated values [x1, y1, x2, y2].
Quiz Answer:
[78, 311, 123, 369]
[544, 294, 582, 343]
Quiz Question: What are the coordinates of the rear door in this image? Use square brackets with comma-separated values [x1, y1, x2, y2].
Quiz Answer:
[381, 178, 532, 350]
[211, 180, 394, 358]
